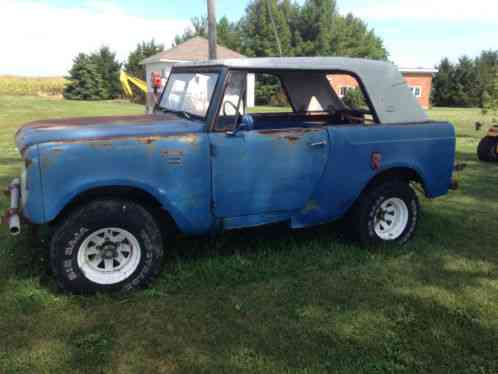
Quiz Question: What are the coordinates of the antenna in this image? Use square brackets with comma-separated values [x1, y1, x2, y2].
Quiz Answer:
[266, 0, 282, 56]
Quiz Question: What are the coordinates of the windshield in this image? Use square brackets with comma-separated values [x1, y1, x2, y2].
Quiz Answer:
[159, 72, 219, 118]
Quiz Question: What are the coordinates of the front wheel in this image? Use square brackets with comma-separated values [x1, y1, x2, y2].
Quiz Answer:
[349, 181, 419, 246]
[50, 199, 164, 294]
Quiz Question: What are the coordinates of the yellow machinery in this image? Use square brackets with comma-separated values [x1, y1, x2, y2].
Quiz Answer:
[477, 125, 498, 162]
[120, 71, 148, 97]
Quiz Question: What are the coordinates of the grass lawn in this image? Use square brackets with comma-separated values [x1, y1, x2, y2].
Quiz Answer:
[1, 96, 498, 373]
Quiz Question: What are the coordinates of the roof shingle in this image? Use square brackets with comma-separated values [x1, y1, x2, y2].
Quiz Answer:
[141, 36, 244, 64]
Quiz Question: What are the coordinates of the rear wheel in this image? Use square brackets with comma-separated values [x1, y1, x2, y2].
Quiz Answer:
[50, 199, 164, 294]
[349, 181, 419, 246]
[477, 136, 498, 162]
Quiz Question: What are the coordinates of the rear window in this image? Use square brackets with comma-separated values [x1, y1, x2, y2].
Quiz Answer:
[327, 73, 375, 121]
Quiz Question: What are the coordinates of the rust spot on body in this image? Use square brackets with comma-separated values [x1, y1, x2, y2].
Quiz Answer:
[18, 114, 178, 133]
[139, 137, 161, 145]
[257, 128, 321, 144]
[46, 133, 198, 148]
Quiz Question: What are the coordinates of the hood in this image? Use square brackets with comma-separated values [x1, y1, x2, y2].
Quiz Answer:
[16, 114, 207, 152]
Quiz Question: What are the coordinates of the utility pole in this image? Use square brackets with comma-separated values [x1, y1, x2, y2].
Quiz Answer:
[207, 0, 217, 60]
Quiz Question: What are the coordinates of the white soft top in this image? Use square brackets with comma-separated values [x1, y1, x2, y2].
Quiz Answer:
[175, 57, 428, 124]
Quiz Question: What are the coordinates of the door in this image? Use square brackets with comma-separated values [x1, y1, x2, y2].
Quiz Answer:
[209, 71, 329, 218]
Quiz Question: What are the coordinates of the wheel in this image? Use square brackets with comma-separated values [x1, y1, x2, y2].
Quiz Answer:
[349, 181, 419, 246]
[50, 199, 164, 293]
[477, 136, 498, 162]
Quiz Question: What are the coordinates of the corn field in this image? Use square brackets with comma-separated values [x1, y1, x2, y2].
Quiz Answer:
[0, 76, 65, 96]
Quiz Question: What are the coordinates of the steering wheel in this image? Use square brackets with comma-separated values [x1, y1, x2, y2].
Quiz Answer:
[223, 101, 239, 116]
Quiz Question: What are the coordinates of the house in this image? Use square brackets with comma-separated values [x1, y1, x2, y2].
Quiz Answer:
[398, 67, 438, 109]
[329, 67, 437, 109]
[141, 36, 255, 112]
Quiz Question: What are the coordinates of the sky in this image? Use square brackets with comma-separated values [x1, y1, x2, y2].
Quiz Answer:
[0, 0, 497, 76]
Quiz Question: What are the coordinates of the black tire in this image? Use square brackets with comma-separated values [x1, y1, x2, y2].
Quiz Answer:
[349, 181, 419, 246]
[50, 199, 164, 294]
[477, 136, 498, 162]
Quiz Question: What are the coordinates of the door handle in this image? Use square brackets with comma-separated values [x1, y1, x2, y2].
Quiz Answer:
[308, 140, 327, 148]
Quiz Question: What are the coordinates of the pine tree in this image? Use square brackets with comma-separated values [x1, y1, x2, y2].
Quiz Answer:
[217, 16, 241, 51]
[124, 40, 164, 80]
[240, 0, 291, 57]
[482, 72, 498, 116]
[64, 53, 104, 100]
[333, 14, 387, 59]
[453, 56, 480, 107]
[299, 0, 336, 55]
[91, 46, 121, 99]
[432, 58, 455, 107]
[476, 50, 498, 107]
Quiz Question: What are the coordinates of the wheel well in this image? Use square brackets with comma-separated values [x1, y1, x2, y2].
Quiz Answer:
[365, 167, 426, 195]
[51, 186, 176, 231]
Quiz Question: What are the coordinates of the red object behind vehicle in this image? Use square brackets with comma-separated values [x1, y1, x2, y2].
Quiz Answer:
[151, 72, 161, 90]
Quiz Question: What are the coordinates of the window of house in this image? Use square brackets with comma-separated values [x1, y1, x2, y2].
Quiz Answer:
[409, 86, 422, 98]
[249, 73, 292, 114]
[339, 86, 354, 98]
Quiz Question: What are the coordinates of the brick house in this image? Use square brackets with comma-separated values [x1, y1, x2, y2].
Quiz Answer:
[329, 67, 437, 109]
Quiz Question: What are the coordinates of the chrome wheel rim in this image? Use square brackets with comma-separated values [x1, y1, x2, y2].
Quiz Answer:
[374, 197, 409, 240]
[77, 227, 141, 285]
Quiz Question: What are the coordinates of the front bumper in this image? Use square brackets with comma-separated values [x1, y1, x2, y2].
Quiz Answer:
[1, 178, 21, 236]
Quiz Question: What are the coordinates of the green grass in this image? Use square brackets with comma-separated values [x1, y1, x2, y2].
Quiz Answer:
[1, 96, 497, 373]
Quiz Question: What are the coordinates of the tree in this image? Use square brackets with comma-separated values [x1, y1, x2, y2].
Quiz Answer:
[298, 0, 336, 56]
[432, 58, 455, 107]
[217, 16, 241, 51]
[333, 13, 387, 59]
[91, 46, 121, 99]
[64, 53, 104, 100]
[432, 51, 497, 108]
[174, 17, 208, 45]
[482, 72, 498, 116]
[240, 0, 292, 57]
[124, 40, 164, 81]
[452, 56, 480, 107]
[476, 50, 498, 107]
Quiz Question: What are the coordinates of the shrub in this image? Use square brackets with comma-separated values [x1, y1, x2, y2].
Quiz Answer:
[343, 88, 367, 110]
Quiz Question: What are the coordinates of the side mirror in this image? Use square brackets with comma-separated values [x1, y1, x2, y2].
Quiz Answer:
[226, 114, 254, 136]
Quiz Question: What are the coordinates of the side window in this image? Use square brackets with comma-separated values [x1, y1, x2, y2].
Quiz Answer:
[250, 73, 292, 114]
[216, 71, 245, 131]
[327, 73, 376, 123]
